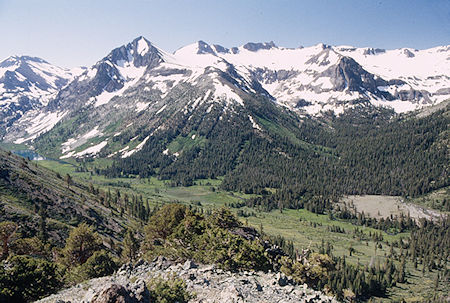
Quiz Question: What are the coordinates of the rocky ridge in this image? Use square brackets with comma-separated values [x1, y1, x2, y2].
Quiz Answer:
[37, 257, 338, 303]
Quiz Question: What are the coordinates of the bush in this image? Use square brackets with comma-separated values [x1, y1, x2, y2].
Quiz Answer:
[81, 250, 118, 278]
[147, 275, 193, 303]
[207, 208, 239, 229]
[62, 223, 102, 267]
[10, 237, 49, 258]
[143, 204, 272, 271]
[66, 250, 118, 284]
[192, 227, 271, 271]
[281, 253, 335, 287]
[0, 255, 63, 302]
[145, 204, 187, 243]
[0, 221, 17, 260]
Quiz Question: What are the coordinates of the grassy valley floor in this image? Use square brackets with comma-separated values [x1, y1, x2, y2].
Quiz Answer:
[36, 158, 449, 302]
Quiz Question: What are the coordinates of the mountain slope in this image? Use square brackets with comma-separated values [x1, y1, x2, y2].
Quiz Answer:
[0, 37, 447, 199]
[0, 148, 126, 244]
[0, 37, 444, 199]
[0, 56, 81, 138]
[212, 42, 450, 114]
[3, 37, 449, 146]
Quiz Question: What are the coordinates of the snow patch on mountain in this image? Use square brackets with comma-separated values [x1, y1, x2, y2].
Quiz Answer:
[61, 126, 103, 153]
[74, 140, 108, 157]
[173, 42, 224, 68]
[146, 71, 187, 97]
[335, 46, 450, 88]
[248, 115, 262, 130]
[14, 110, 68, 144]
[212, 78, 243, 105]
[135, 101, 149, 112]
[94, 65, 146, 107]
[137, 37, 150, 55]
[371, 99, 418, 113]
[155, 104, 167, 115]
[121, 135, 150, 158]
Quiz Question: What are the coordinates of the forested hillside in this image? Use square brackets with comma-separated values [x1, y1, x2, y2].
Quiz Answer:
[100, 104, 449, 213]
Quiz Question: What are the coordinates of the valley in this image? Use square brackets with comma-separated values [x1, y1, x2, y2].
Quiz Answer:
[32, 157, 449, 302]
[0, 35, 448, 302]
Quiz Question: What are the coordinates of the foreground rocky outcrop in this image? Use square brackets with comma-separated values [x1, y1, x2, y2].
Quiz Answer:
[37, 257, 338, 303]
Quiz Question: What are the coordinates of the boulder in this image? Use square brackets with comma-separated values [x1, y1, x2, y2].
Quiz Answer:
[90, 284, 139, 303]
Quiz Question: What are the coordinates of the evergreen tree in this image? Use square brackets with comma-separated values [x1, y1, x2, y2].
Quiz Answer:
[122, 229, 139, 262]
[65, 174, 73, 189]
[38, 206, 48, 243]
[0, 221, 17, 260]
[62, 223, 102, 267]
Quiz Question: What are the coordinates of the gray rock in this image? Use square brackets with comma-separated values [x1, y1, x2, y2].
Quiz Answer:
[183, 259, 198, 270]
[37, 258, 338, 303]
[275, 272, 288, 286]
[90, 284, 140, 303]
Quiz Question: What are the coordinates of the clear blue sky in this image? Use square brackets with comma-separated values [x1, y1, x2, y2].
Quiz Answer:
[0, 0, 449, 67]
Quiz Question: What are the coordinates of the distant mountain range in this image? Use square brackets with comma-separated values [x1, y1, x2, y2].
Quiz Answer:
[1, 37, 449, 160]
[0, 55, 84, 137]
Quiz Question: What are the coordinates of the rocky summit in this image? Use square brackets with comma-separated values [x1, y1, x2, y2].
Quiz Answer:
[37, 257, 338, 303]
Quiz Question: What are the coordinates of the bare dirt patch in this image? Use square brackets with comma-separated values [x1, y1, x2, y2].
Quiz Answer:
[341, 195, 444, 221]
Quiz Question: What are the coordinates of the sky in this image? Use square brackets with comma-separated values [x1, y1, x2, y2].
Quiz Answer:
[0, 0, 449, 67]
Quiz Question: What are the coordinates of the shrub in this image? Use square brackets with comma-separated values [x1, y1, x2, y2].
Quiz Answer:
[145, 204, 187, 243]
[207, 208, 239, 229]
[80, 250, 118, 278]
[281, 253, 335, 287]
[66, 250, 118, 284]
[143, 204, 272, 271]
[0, 221, 17, 260]
[147, 275, 193, 303]
[121, 229, 140, 262]
[10, 237, 49, 258]
[192, 227, 271, 271]
[0, 255, 63, 302]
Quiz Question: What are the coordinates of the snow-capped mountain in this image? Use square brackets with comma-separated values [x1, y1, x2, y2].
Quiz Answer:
[2, 37, 449, 160]
[4, 37, 259, 145]
[48, 36, 170, 111]
[0, 55, 82, 136]
[200, 42, 450, 115]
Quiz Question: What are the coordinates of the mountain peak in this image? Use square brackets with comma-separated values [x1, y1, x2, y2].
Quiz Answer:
[101, 36, 166, 69]
[362, 47, 386, 55]
[174, 41, 217, 56]
[242, 41, 277, 52]
[0, 55, 49, 67]
[212, 44, 229, 54]
[132, 36, 152, 55]
[314, 43, 331, 50]
[196, 40, 216, 55]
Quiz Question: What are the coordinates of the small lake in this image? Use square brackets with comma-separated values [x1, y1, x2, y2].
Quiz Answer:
[12, 149, 46, 161]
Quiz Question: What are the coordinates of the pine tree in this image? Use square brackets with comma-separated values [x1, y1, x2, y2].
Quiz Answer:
[38, 206, 48, 243]
[122, 229, 140, 262]
[65, 173, 73, 189]
[62, 223, 101, 266]
[0, 221, 17, 260]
